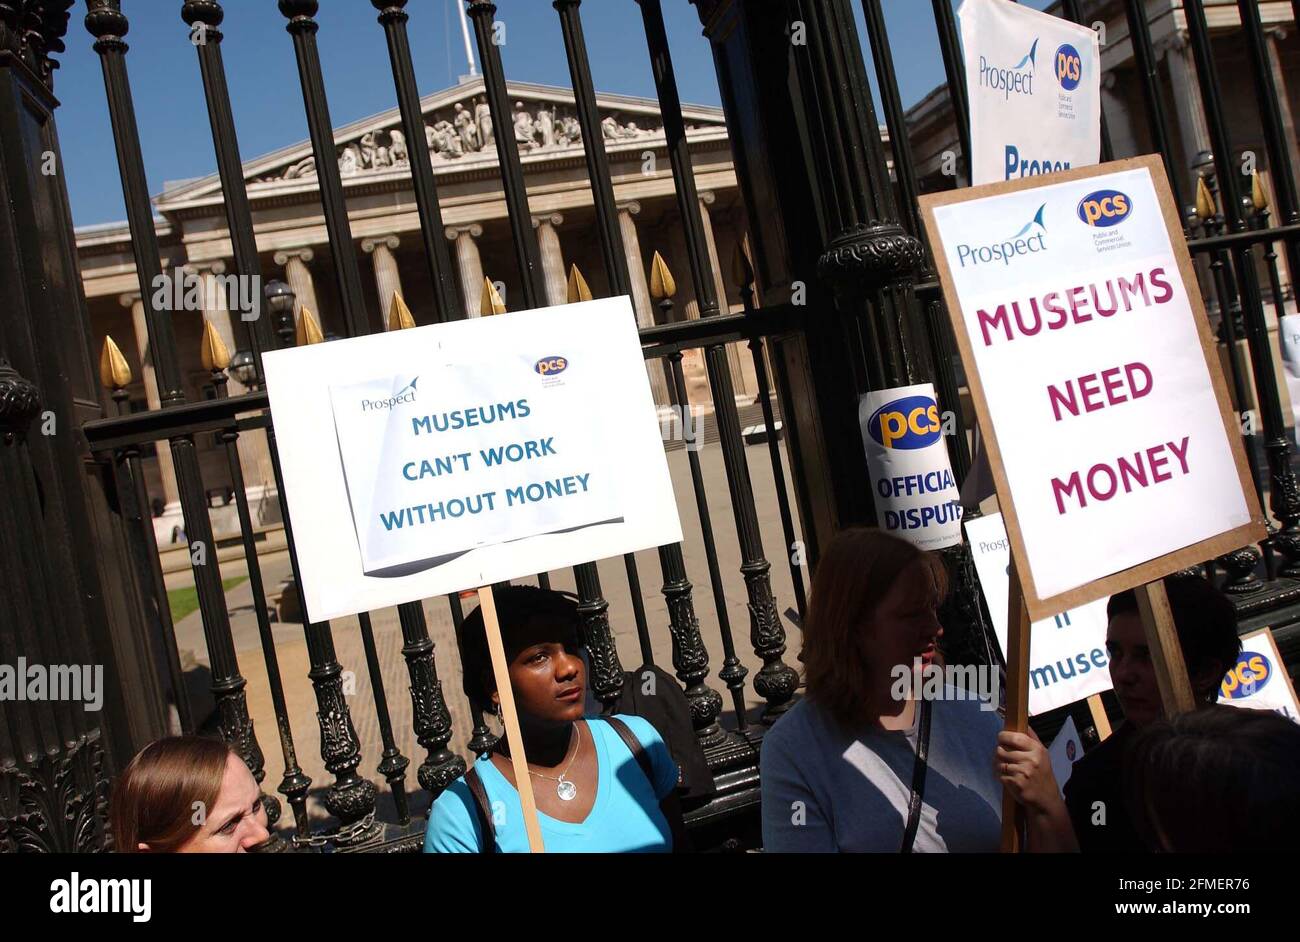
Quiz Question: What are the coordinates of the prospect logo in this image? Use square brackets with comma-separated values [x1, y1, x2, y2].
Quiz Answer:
[359, 376, 418, 412]
[978, 37, 1038, 100]
[954, 203, 1047, 268]
[1055, 43, 1082, 90]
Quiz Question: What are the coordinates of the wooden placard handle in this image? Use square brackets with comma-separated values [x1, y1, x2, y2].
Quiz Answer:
[479, 585, 546, 853]
[1134, 579, 1196, 717]
[1000, 560, 1031, 853]
[1087, 693, 1112, 742]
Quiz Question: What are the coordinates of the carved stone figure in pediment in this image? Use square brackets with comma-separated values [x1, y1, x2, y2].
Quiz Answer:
[475, 98, 494, 148]
[454, 102, 480, 153]
[339, 144, 361, 175]
[558, 115, 581, 146]
[514, 102, 537, 148]
[389, 128, 408, 166]
[536, 107, 555, 148]
[601, 115, 622, 140]
[282, 155, 316, 180]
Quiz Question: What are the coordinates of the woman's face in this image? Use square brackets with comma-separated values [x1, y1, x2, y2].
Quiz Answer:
[172, 752, 269, 853]
[494, 618, 586, 727]
[1107, 611, 1162, 728]
[865, 560, 944, 682]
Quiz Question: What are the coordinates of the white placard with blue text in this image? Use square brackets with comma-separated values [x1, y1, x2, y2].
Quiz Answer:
[262, 298, 683, 623]
[965, 512, 1111, 716]
[858, 383, 963, 551]
[960, 0, 1100, 185]
[925, 161, 1258, 611]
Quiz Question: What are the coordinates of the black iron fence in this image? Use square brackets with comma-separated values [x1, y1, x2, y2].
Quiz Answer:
[3, 0, 1300, 853]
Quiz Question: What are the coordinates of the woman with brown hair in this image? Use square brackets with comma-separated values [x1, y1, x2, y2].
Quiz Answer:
[111, 736, 269, 853]
[761, 528, 1074, 852]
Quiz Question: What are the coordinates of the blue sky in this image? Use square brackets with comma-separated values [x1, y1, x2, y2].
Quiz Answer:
[55, 0, 1051, 227]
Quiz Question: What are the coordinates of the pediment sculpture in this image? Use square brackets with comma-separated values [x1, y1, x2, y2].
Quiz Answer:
[253, 97, 681, 184]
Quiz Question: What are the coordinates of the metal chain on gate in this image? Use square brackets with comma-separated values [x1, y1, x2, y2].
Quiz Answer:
[290, 811, 378, 850]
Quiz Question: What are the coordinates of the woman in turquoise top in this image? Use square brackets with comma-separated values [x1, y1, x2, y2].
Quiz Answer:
[424, 586, 680, 853]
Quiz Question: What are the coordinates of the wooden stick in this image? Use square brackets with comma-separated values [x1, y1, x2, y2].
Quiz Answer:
[1000, 560, 1031, 853]
[1086, 693, 1112, 742]
[1135, 580, 1196, 717]
[478, 585, 546, 853]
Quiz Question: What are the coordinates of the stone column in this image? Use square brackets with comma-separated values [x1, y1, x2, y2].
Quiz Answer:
[361, 234, 404, 317]
[445, 224, 485, 317]
[195, 261, 273, 501]
[698, 191, 755, 400]
[1100, 71, 1138, 161]
[1163, 32, 1212, 194]
[532, 213, 567, 307]
[121, 291, 181, 530]
[273, 247, 319, 320]
[617, 201, 672, 408]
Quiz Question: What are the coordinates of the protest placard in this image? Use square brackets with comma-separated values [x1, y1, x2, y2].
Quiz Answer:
[960, 0, 1101, 185]
[965, 512, 1111, 715]
[921, 155, 1267, 849]
[262, 297, 683, 623]
[1217, 628, 1300, 724]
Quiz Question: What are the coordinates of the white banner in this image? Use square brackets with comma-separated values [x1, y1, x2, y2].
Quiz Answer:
[262, 298, 683, 622]
[858, 384, 962, 550]
[965, 512, 1111, 715]
[960, 0, 1101, 185]
[1047, 714, 1083, 794]
[928, 163, 1255, 604]
[1217, 628, 1300, 724]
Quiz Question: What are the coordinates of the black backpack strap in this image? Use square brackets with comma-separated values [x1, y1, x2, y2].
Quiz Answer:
[599, 715, 654, 785]
[463, 766, 496, 855]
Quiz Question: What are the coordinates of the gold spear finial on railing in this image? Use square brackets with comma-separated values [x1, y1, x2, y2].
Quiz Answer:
[480, 276, 506, 316]
[1196, 175, 1217, 221]
[200, 320, 231, 372]
[388, 292, 416, 331]
[99, 335, 132, 390]
[296, 306, 324, 346]
[648, 250, 676, 300]
[566, 264, 593, 303]
[1251, 171, 1269, 213]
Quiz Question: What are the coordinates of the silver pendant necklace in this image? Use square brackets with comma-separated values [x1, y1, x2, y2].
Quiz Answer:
[528, 722, 583, 801]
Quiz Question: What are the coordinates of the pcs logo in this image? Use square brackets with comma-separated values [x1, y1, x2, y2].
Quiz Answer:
[1055, 43, 1081, 91]
[534, 355, 568, 376]
[1077, 189, 1132, 228]
[867, 395, 942, 450]
[1220, 651, 1272, 700]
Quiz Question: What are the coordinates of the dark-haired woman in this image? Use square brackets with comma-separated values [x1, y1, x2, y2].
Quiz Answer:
[761, 528, 1075, 852]
[423, 585, 681, 853]
[112, 736, 269, 853]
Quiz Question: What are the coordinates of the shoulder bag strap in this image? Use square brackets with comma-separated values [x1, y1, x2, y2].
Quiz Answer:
[900, 698, 933, 854]
[463, 766, 496, 855]
[599, 715, 654, 784]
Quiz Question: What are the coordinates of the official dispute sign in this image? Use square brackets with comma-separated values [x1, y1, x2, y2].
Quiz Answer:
[858, 383, 963, 551]
[262, 297, 683, 622]
[959, 0, 1101, 185]
[920, 156, 1265, 619]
